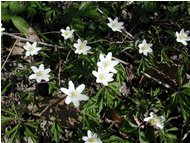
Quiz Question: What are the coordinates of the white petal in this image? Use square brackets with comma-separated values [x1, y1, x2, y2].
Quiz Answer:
[107, 17, 113, 23]
[78, 94, 89, 101]
[149, 112, 155, 117]
[92, 133, 97, 138]
[32, 41, 37, 48]
[156, 122, 164, 129]
[73, 100, 80, 107]
[78, 39, 82, 44]
[66, 26, 70, 31]
[99, 54, 105, 61]
[73, 43, 78, 48]
[68, 81, 75, 91]
[144, 117, 153, 122]
[112, 60, 119, 66]
[82, 136, 88, 141]
[44, 68, 51, 74]
[31, 66, 38, 73]
[87, 130, 92, 138]
[182, 40, 187, 45]
[39, 64, 44, 70]
[102, 81, 108, 86]
[107, 52, 112, 60]
[36, 78, 42, 83]
[60, 88, 70, 96]
[25, 51, 30, 57]
[60, 29, 65, 33]
[26, 42, 31, 47]
[180, 29, 184, 34]
[65, 96, 72, 104]
[29, 74, 37, 79]
[83, 40, 87, 45]
[76, 84, 85, 93]
[92, 71, 98, 77]
[176, 32, 179, 37]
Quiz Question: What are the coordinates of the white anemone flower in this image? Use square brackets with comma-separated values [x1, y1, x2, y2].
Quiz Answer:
[1, 23, 5, 32]
[144, 112, 165, 129]
[60, 81, 89, 107]
[60, 26, 74, 40]
[92, 68, 114, 86]
[29, 64, 51, 83]
[73, 39, 91, 55]
[107, 17, 124, 32]
[23, 42, 41, 57]
[82, 130, 102, 143]
[138, 39, 153, 56]
[176, 29, 190, 46]
[97, 52, 119, 73]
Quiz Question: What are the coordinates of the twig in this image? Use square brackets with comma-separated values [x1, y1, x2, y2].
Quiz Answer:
[58, 49, 61, 86]
[141, 71, 172, 89]
[42, 31, 60, 34]
[2, 32, 65, 49]
[122, 29, 135, 40]
[1, 39, 19, 70]
[112, 56, 129, 65]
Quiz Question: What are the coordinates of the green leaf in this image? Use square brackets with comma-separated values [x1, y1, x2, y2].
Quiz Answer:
[50, 121, 63, 143]
[1, 81, 12, 96]
[9, 1, 26, 15]
[78, 2, 100, 18]
[11, 16, 29, 34]
[72, 17, 85, 31]
[108, 135, 130, 143]
[1, 116, 15, 125]
[4, 124, 19, 138]
[1, 3, 12, 21]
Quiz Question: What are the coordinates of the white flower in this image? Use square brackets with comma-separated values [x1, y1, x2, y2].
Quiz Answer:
[23, 42, 41, 57]
[138, 39, 153, 56]
[29, 64, 51, 83]
[60, 26, 74, 40]
[97, 52, 119, 73]
[73, 39, 91, 55]
[60, 81, 89, 107]
[176, 29, 190, 45]
[82, 130, 102, 143]
[144, 112, 165, 129]
[1, 23, 5, 32]
[107, 17, 124, 32]
[92, 68, 114, 86]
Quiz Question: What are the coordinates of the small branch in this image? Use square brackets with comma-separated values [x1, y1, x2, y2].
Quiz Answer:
[141, 71, 173, 89]
[112, 56, 129, 65]
[2, 32, 65, 49]
[1, 39, 19, 70]
[42, 31, 60, 35]
[122, 29, 135, 40]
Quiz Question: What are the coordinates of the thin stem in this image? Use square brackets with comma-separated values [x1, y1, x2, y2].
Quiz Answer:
[2, 32, 65, 49]
[1, 39, 19, 70]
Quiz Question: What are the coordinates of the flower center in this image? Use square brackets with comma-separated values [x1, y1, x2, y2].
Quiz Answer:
[88, 138, 96, 143]
[29, 47, 35, 52]
[79, 44, 85, 50]
[71, 91, 78, 98]
[141, 45, 149, 51]
[64, 31, 70, 36]
[111, 22, 117, 28]
[179, 33, 187, 39]
[36, 71, 43, 77]
[103, 61, 110, 68]
[150, 117, 159, 126]
[99, 74, 106, 80]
